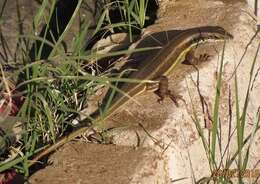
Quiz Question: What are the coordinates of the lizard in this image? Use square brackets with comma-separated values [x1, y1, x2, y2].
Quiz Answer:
[30, 26, 233, 164]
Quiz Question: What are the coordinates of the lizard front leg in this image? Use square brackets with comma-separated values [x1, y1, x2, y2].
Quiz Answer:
[182, 49, 211, 65]
[153, 76, 182, 107]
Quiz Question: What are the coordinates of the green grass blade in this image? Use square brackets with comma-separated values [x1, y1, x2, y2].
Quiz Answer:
[211, 40, 227, 167]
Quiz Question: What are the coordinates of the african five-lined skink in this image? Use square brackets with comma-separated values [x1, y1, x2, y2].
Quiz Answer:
[31, 26, 233, 163]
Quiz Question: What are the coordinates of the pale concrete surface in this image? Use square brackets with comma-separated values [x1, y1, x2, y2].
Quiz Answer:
[247, 0, 260, 26]
[105, 0, 260, 183]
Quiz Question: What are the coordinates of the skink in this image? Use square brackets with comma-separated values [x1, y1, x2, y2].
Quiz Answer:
[31, 26, 233, 163]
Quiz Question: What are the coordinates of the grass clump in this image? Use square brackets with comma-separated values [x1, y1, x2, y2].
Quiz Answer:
[189, 35, 260, 183]
[0, 0, 155, 176]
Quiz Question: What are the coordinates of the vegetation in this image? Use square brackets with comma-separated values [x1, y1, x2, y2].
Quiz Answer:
[189, 37, 260, 183]
[0, 0, 155, 176]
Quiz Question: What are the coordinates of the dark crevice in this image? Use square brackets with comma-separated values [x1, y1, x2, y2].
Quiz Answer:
[85, 0, 158, 50]
[17, 0, 79, 88]
[17, 0, 159, 85]
[84, 0, 159, 73]
[29, 0, 79, 61]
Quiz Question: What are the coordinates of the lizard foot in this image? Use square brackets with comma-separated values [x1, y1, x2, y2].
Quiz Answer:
[157, 97, 164, 104]
[168, 92, 183, 107]
[154, 76, 183, 107]
[156, 91, 183, 107]
[182, 48, 211, 65]
[198, 53, 211, 63]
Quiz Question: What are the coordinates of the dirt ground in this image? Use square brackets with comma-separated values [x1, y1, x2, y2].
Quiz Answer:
[29, 142, 164, 184]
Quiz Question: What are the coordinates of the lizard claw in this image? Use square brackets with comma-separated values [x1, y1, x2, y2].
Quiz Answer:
[168, 94, 180, 107]
[157, 98, 163, 104]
